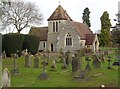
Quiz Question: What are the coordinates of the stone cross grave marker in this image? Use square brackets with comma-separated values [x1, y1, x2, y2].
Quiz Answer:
[2, 68, 11, 87]
[38, 60, 48, 79]
[34, 54, 39, 68]
[85, 57, 91, 71]
[107, 56, 112, 69]
[92, 55, 101, 68]
[25, 53, 31, 67]
[11, 53, 19, 75]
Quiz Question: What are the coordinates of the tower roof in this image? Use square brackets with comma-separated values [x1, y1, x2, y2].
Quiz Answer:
[48, 5, 72, 21]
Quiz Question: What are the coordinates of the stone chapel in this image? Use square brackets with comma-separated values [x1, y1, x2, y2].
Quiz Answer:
[29, 5, 99, 52]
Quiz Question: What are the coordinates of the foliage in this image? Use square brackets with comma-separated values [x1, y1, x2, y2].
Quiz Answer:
[0, 0, 43, 33]
[82, 7, 91, 27]
[23, 35, 39, 55]
[111, 28, 120, 45]
[99, 11, 111, 47]
[2, 33, 24, 57]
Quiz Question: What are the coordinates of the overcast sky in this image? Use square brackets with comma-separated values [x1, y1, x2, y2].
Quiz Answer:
[1, 0, 120, 34]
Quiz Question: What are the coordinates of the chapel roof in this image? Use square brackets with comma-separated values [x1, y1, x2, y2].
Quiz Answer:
[29, 27, 48, 41]
[70, 21, 93, 39]
[48, 5, 72, 21]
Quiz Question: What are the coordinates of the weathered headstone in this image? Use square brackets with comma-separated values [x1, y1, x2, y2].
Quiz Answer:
[65, 50, 70, 66]
[38, 60, 48, 79]
[34, 54, 39, 68]
[50, 59, 56, 71]
[11, 53, 19, 75]
[2, 68, 11, 87]
[61, 57, 67, 69]
[72, 55, 79, 76]
[2, 51, 6, 59]
[85, 57, 91, 71]
[25, 54, 30, 67]
[92, 55, 101, 68]
[75, 50, 82, 71]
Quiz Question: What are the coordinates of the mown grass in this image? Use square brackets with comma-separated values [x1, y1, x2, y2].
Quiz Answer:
[2, 49, 119, 87]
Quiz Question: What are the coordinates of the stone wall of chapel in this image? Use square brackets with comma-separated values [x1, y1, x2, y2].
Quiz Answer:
[57, 21, 82, 52]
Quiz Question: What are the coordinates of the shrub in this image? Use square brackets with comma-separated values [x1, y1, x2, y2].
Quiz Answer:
[2, 33, 24, 57]
[23, 35, 39, 55]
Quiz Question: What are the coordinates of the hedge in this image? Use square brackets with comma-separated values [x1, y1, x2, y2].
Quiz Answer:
[23, 35, 39, 55]
[2, 33, 24, 57]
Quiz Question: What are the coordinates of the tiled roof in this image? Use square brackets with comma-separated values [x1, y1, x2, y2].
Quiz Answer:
[70, 21, 93, 40]
[48, 5, 72, 21]
[29, 27, 48, 41]
[85, 34, 95, 45]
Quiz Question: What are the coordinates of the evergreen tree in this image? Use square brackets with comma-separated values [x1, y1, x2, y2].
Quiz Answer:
[82, 7, 91, 27]
[99, 11, 111, 47]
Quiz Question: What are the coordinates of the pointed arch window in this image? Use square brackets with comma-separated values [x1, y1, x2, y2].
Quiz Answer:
[53, 22, 55, 32]
[56, 22, 58, 32]
[66, 33, 72, 46]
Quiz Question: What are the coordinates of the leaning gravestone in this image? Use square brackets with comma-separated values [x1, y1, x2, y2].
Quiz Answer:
[2, 68, 11, 87]
[25, 54, 30, 67]
[11, 53, 19, 75]
[34, 54, 39, 68]
[38, 60, 48, 79]
[85, 57, 91, 71]
[92, 55, 101, 68]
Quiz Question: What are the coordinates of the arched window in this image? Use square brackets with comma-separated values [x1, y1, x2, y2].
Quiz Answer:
[53, 22, 55, 32]
[56, 22, 58, 32]
[66, 33, 72, 46]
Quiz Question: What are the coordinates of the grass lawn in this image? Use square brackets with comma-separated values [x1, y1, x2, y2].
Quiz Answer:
[2, 49, 119, 87]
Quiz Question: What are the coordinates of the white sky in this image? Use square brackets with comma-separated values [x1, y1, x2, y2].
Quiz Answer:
[0, 0, 120, 34]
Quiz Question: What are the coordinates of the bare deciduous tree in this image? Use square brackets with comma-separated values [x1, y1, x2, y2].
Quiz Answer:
[0, 0, 43, 33]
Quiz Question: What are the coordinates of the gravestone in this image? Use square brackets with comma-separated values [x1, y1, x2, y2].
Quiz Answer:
[65, 50, 70, 66]
[50, 59, 56, 71]
[59, 49, 64, 62]
[75, 50, 82, 71]
[61, 57, 67, 69]
[72, 55, 79, 76]
[92, 55, 101, 68]
[11, 53, 19, 75]
[2, 51, 6, 59]
[107, 56, 112, 69]
[34, 54, 39, 68]
[2, 68, 11, 87]
[25, 54, 30, 67]
[38, 60, 48, 79]
[85, 57, 91, 71]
